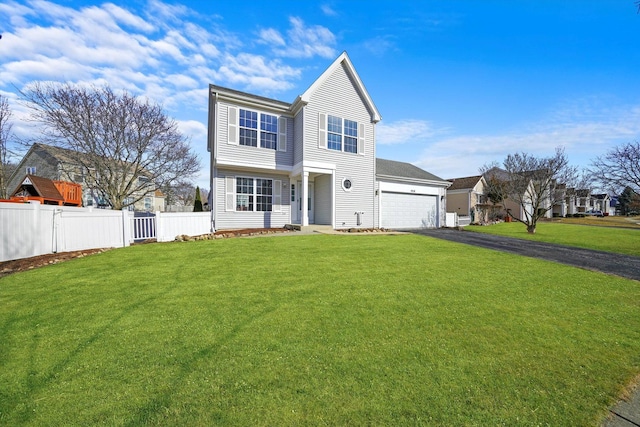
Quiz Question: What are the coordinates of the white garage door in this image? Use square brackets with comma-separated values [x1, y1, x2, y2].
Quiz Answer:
[381, 192, 437, 229]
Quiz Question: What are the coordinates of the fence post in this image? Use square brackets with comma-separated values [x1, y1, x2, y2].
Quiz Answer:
[122, 209, 131, 247]
[155, 211, 162, 242]
[30, 201, 41, 256]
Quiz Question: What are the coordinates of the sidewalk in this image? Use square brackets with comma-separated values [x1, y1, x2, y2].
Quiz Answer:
[602, 382, 640, 427]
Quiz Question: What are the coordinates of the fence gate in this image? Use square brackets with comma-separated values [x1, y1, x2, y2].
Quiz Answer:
[132, 213, 156, 241]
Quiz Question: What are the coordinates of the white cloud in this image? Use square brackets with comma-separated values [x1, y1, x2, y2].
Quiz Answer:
[410, 101, 640, 179]
[268, 17, 337, 59]
[377, 119, 445, 145]
[321, 4, 338, 17]
[217, 53, 301, 92]
[258, 28, 286, 46]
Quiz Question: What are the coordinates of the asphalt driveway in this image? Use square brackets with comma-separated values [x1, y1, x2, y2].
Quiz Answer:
[413, 228, 640, 281]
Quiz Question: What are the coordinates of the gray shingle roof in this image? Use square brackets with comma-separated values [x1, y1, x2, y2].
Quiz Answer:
[448, 175, 482, 190]
[376, 158, 446, 183]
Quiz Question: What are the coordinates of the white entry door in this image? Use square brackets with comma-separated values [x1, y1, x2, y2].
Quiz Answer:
[297, 181, 315, 224]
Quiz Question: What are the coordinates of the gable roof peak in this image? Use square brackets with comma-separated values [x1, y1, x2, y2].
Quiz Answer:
[295, 51, 381, 122]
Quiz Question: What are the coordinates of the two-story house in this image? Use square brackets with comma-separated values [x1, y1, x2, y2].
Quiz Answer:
[8, 143, 165, 211]
[208, 52, 450, 231]
[446, 175, 490, 223]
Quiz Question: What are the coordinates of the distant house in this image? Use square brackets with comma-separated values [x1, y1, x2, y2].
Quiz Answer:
[591, 193, 611, 215]
[207, 51, 449, 230]
[552, 183, 569, 217]
[7, 143, 165, 211]
[446, 175, 489, 223]
[574, 189, 591, 214]
[482, 167, 537, 221]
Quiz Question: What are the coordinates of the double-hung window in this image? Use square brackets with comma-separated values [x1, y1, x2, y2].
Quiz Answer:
[255, 179, 273, 211]
[260, 115, 278, 149]
[238, 109, 278, 150]
[235, 177, 274, 212]
[236, 177, 254, 211]
[344, 119, 358, 153]
[326, 115, 359, 154]
[239, 110, 258, 147]
[327, 115, 342, 151]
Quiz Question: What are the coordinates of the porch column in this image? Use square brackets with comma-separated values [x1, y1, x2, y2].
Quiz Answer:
[302, 171, 309, 226]
[331, 171, 336, 228]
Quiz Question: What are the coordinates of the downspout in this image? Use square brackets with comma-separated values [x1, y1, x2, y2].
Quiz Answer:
[208, 88, 218, 233]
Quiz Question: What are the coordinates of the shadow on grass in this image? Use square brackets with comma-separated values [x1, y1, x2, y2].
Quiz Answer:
[122, 303, 279, 426]
[4, 287, 172, 425]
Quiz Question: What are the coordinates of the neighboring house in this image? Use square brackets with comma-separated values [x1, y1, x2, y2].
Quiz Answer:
[482, 167, 535, 221]
[446, 175, 489, 223]
[609, 196, 619, 216]
[207, 51, 449, 230]
[7, 143, 165, 211]
[574, 189, 591, 214]
[591, 193, 610, 214]
[552, 183, 568, 217]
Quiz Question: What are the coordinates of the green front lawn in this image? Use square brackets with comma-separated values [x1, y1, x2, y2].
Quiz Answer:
[1, 234, 639, 426]
[468, 221, 640, 256]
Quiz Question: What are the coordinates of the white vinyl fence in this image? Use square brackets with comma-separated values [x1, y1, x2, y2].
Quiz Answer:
[445, 212, 470, 227]
[0, 201, 212, 262]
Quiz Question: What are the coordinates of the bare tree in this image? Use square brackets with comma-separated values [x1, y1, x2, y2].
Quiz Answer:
[21, 83, 200, 210]
[590, 141, 640, 194]
[0, 95, 15, 199]
[480, 161, 509, 221]
[163, 180, 197, 207]
[482, 148, 577, 233]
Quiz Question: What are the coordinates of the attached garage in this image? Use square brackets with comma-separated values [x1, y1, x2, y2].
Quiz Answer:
[381, 192, 437, 229]
[376, 159, 451, 229]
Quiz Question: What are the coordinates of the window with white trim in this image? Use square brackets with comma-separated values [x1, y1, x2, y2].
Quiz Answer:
[260, 114, 277, 149]
[326, 115, 359, 154]
[239, 109, 279, 150]
[236, 177, 273, 212]
[236, 177, 254, 211]
[26, 166, 36, 175]
[239, 109, 258, 147]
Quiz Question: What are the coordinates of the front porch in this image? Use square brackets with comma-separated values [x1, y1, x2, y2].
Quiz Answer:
[289, 164, 335, 228]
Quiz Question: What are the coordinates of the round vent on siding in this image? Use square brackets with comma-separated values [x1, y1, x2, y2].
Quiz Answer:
[342, 178, 353, 192]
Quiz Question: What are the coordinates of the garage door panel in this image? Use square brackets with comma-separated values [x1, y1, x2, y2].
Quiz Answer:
[381, 192, 437, 229]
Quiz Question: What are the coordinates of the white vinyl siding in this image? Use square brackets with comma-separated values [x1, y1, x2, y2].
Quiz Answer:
[216, 101, 293, 170]
[303, 63, 376, 229]
[215, 170, 289, 230]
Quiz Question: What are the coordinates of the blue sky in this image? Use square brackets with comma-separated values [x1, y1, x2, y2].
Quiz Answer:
[1, 0, 639, 189]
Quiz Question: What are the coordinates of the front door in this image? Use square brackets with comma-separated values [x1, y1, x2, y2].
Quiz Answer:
[297, 180, 314, 224]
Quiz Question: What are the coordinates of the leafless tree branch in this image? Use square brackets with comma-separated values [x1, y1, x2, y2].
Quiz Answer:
[20, 83, 200, 209]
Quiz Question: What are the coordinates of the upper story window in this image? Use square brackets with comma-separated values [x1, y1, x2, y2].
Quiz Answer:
[228, 106, 286, 152]
[260, 114, 278, 150]
[239, 109, 278, 150]
[327, 115, 342, 151]
[323, 114, 361, 154]
[239, 109, 258, 147]
[26, 166, 36, 175]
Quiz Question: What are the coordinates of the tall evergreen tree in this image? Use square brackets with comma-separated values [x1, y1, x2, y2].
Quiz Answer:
[193, 186, 203, 212]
